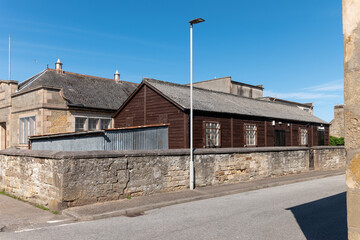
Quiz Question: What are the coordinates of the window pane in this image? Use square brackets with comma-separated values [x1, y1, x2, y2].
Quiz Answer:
[19, 116, 36, 144]
[245, 124, 257, 146]
[205, 122, 220, 147]
[29, 117, 35, 136]
[100, 119, 111, 130]
[19, 119, 24, 144]
[75, 118, 86, 132]
[300, 129, 307, 145]
[88, 118, 99, 131]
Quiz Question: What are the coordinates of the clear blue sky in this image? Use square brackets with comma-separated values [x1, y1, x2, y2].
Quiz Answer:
[0, 0, 343, 122]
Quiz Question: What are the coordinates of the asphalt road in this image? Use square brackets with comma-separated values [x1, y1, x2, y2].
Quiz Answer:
[1, 175, 346, 240]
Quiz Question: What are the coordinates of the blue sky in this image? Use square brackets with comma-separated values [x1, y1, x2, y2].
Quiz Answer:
[0, 0, 343, 122]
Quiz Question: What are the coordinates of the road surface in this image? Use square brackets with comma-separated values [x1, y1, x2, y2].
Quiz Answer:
[1, 174, 346, 240]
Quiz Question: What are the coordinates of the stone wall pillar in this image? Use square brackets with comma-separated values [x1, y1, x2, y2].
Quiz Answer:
[343, 0, 360, 238]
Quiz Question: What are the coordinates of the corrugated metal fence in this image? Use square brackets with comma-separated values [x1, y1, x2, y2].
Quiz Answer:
[30, 126, 168, 151]
[104, 127, 168, 150]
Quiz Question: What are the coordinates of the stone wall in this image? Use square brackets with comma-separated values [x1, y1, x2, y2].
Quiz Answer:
[312, 146, 346, 170]
[343, 0, 360, 238]
[0, 146, 345, 211]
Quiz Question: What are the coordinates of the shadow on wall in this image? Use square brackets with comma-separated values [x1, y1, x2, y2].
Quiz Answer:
[286, 192, 347, 240]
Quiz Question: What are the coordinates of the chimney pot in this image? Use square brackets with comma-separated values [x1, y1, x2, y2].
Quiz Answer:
[114, 70, 120, 82]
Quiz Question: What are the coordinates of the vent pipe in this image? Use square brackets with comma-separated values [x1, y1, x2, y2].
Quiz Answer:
[114, 70, 120, 82]
[55, 58, 63, 73]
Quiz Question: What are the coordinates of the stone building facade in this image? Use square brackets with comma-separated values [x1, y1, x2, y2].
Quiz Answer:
[191, 76, 264, 99]
[343, 0, 360, 239]
[0, 60, 137, 149]
[329, 104, 345, 138]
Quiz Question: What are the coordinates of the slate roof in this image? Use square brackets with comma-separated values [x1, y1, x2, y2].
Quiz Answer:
[18, 69, 138, 110]
[144, 78, 328, 124]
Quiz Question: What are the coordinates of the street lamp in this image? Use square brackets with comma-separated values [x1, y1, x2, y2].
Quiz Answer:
[189, 18, 205, 190]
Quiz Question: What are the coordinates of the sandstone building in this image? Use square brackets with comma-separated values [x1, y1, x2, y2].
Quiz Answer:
[0, 59, 137, 149]
[343, 0, 360, 238]
[329, 104, 345, 138]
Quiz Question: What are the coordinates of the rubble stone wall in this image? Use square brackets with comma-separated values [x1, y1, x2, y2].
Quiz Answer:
[313, 146, 346, 170]
[0, 147, 345, 211]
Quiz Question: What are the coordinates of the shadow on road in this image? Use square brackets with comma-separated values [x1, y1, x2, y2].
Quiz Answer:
[286, 192, 347, 240]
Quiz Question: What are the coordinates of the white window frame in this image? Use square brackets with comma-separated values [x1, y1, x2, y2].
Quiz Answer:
[19, 116, 36, 144]
[205, 122, 221, 148]
[300, 128, 308, 145]
[74, 117, 112, 132]
[245, 124, 257, 146]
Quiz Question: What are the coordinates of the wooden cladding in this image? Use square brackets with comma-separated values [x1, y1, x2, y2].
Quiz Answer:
[114, 84, 329, 149]
[114, 85, 187, 149]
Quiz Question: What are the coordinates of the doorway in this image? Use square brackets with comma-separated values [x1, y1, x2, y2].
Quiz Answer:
[318, 127, 325, 146]
[274, 130, 286, 146]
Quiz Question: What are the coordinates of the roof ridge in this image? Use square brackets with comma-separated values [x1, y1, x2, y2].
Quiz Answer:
[47, 68, 136, 85]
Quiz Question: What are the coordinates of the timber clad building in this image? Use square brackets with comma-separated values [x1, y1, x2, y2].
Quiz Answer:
[113, 78, 329, 149]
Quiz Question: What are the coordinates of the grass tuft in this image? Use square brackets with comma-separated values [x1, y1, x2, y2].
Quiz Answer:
[1, 189, 58, 214]
[0, 189, 18, 200]
[35, 205, 50, 211]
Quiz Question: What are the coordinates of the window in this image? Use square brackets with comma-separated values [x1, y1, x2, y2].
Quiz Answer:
[100, 119, 111, 130]
[274, 130, 286, 146]
[205, 122, 220, 147]
[75, 117, 86, 132]
[300, 128, 308, 145]
[75, 117, 111, 131]
[245, 124, 257, 146]
[88, 118, 99, 131]
[19, 116, 36, 144]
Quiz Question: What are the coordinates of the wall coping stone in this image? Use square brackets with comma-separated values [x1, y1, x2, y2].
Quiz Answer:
[0, 146, 336, 159]
[311, 146, 345, 150]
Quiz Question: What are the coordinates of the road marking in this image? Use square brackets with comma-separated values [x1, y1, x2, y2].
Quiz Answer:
[57, 222, 82, 227]
[46, 220, 66, 224]
[15, 221, 83, 233]
[15, 228, 42, 233]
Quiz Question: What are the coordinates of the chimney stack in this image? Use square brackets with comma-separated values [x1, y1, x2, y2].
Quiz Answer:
[114, 70, 120, 82]
[55, 58, 63, 73]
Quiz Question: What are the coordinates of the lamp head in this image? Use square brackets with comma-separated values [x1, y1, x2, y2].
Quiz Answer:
[189, 18, 205, 25]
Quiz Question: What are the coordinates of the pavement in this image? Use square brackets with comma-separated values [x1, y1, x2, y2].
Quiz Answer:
[0, 194, 72, 232]
[62, 169, 345, 221]
[0, 169, 344, 232]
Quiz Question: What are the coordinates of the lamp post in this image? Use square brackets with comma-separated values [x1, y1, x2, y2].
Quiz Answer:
[189, 18, 205, 190]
